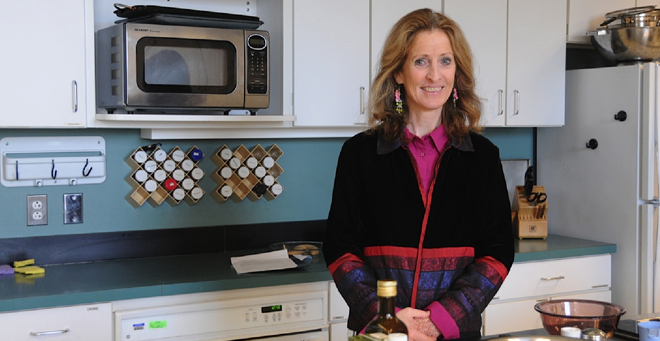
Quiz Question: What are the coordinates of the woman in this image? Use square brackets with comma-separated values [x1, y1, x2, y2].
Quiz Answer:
[323, 9, 514, 340]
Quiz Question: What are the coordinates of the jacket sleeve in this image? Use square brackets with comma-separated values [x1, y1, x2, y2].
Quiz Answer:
[323, 137, 380, 332]
[427, 145, 515, 339]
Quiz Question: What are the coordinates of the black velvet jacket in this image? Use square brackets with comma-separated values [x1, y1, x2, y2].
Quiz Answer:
[323, 130, 515, 338]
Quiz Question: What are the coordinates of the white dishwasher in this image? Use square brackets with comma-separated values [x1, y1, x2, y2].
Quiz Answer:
[113, 283, 328, 341]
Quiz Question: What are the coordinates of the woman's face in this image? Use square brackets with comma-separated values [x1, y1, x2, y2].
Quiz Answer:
[395, 29, 456, 117]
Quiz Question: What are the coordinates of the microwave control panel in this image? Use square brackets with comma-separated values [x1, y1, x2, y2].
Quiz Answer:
[246, 32, 269, 95]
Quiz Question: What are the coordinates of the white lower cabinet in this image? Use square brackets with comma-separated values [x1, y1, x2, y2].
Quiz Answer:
[482, 255, 612, 336]
[0, 303, 112, 341]
[329, 281, 352, 341]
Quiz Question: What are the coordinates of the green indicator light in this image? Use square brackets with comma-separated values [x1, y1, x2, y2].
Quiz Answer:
[149, 320, 167, 329]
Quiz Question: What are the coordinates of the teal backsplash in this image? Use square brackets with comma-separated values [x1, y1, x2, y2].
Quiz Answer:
[0, 128, 533, 239]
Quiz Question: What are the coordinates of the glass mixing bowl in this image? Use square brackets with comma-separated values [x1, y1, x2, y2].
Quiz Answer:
[534, 299, 626, 338]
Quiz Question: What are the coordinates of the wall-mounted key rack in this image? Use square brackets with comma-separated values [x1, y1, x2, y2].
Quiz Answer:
[0, 136, 106, 187]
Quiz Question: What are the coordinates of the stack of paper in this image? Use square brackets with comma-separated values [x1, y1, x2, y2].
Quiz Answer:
[231, 249, 303, 274]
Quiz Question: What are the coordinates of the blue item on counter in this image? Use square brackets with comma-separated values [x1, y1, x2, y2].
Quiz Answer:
[0, 264, 14, 275]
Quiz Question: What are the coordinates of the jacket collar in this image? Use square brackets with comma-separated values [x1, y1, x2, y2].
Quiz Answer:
[376, 130, 474, 155]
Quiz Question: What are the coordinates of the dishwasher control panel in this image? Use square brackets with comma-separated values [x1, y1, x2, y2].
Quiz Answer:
[115, 290, 327, 341]
[245, 301, 316, 324]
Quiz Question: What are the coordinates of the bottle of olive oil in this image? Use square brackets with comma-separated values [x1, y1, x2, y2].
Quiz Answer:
[364, 279, 408, 340]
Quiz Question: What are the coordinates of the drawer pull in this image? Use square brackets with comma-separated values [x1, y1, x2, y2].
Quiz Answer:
[541, 276, 565, 281]
[30, 328, 70, 336]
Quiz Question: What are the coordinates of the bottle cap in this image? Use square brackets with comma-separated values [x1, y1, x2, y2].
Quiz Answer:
[172, 188, 185, 201]
[263, 175, 275, 186]
[220, 185, 233, 198]
[153, 169, 166, 182]
[144, 160, 157, 173]
[219, 148, 232, 160]
[163, 178, 177, 191]
[220, 167, 233, 179]
[254, 166, 266, 178]
[172, 150, 185, 162]
[191, 168, 204, 180]
[263, 156, 275, 168]
[190, 187, 203, 200]
[133, 150, 148, 164]
[271, 183, 283, 196]
[377, 279, 397, 297]
[134, 169, 148, 183]
[163, 160, 176, 172]
[238, 166, 250, 179]
[181, 159, 194, 172]
[144, 180, 157, 193]
[172, 169, 185, 181]
[189, 148, 203, 162]
[153, 149, 167, 162]
[246, 157, 258, 169]
[182, 178, 194, 190]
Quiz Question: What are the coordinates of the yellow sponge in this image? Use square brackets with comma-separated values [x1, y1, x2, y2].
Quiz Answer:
[14, 266, 45, 275]
[13, 259, 34, 268]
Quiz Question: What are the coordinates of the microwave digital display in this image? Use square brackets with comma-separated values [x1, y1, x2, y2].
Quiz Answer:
[137, 37, 237, 94]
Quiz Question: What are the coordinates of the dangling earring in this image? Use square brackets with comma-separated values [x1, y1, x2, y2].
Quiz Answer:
[395, 86, 403, 114]
[453, 88, 459, 107]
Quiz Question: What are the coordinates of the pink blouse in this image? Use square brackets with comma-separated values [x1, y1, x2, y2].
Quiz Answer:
[403, 125, 449, 196]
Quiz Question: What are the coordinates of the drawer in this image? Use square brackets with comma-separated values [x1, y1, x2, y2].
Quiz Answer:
[0, 303, 111, 341]
[493, 254, 611, 301]
[484, 289, 611, 336]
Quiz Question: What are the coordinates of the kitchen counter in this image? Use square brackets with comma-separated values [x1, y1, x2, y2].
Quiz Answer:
[0, 234, 615, 314]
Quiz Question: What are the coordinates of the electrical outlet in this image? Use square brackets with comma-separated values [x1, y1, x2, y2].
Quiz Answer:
[27, 195, 47, 226]
[64, 193, 83, 224]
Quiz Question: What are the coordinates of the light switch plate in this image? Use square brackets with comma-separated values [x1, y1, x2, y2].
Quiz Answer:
[64, 193, 83, 224]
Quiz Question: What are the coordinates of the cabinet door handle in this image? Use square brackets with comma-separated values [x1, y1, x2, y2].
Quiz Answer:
[72, 80, 78, 113]
[498, 89, 504, 116]
[360, 86, 366, 115]
[540, 275, 565, 281]
[513, 90, 520, 116]
[30, 328, 70, 336]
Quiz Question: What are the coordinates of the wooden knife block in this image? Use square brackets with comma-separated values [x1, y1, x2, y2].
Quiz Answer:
[513, 185, 548, 239]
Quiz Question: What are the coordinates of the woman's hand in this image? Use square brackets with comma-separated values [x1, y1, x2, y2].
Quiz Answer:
[396, 308, 439, 341]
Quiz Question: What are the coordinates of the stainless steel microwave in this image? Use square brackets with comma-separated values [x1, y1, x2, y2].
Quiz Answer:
[96, 23, 269, 115]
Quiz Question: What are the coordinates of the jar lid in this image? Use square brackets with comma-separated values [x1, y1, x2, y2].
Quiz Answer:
[189, 148, 203, 162]
[581, 328, 606, 341]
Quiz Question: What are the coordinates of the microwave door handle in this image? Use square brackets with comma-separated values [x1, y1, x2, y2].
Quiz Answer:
[71, 80, 78, 113]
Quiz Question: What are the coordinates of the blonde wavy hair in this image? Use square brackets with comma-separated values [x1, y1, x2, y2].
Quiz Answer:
[368, 8, 482, 143]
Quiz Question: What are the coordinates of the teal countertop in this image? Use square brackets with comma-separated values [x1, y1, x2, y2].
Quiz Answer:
[0, 234, 615, 313]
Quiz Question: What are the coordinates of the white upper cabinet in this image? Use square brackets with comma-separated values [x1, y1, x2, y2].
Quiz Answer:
[0, 0, 91, 128]
[445, 0, 507, 127]
[292, 0, 370, 127]
[567, 0, 635, 44]
[291, 0, 442, 128]
[446, 0, 567, 127]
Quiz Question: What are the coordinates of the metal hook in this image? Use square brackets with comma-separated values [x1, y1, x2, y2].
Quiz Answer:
[82, 158, 92, 177]
[51, 159, 57, 179]
[15, 160, 19, 180]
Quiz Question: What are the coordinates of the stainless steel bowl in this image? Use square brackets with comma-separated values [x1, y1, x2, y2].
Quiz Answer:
[589, 26, 660, 62]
